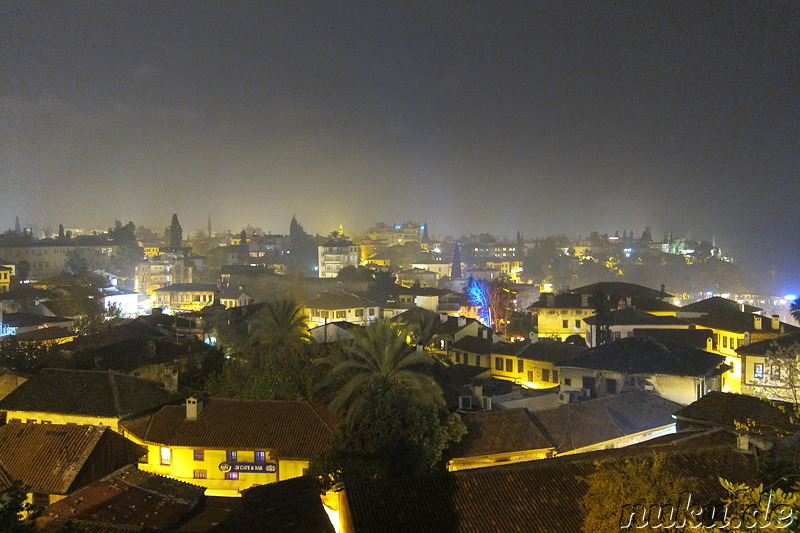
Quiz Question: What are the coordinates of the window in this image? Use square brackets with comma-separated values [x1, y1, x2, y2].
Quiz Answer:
[454, 352, 461, 364]
[613, 331, 621, 340]
[369, 308, 375, 316]
[562, 320, 569, 329]
[754, 363, 764, 379]
[771, 365, 781, 380]
[194, 449, 204, 461]
[225, 471, 239, 480]
[542, 368, 550, 382]
[528, 371, 533, 381]
[255, 451, 266, 463]
[495, 357, 503, 371]
[723, 337, 728, 348]
[553, 370, 559, 383]
[575, 320, 580, 329]
[355, 308, 364, 317]
[226, 450, 238, 462]
[474, 356, 480, 367]
[139, 451, 149, 464]
[517, 359, 524, 373]
[193, 470, 207, 479]
[505, 359, 513, 372]
[160, 447, 171, 466]
[606, 379, 617, 394]
[335, 310, 346, 319]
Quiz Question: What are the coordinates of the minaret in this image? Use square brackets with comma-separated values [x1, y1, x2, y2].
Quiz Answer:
[14, 216, 21, 234]
[207, 216, 212, 238]
[452, 244, 462, 279]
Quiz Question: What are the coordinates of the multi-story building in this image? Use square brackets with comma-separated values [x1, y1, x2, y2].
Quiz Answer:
[0, 263, 12, 292]
[152, 283, 218, 313]
[305, 292, 379, 328]
[135, 252, 193, 299]
[120, 397, 335, 497]
[318, 239, 360, 279]
[365, 222, 423, 246]
[0, 240, 120, 279]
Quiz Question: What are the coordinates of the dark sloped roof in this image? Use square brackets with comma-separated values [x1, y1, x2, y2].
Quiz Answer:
[343, 438, 757, 533]
[32, 518, 158, 532]
[583, 307, 691, 326]
[42, 465, 204, 529]
[633, 328, 713, 350]
[528, 292, 586, 310]
[0, 312, 73, 327]
[673, 391, 799, 436]
[682, 296, 761, 314]
[516, 341, 588, 363]
[305, 292, 376, 310]
[0, 423, 143, 494]
[153, 283, 218, 292]
[531, 391, 680, 454]
[450, 409, 553, 458]
[691, 311, 798, 334]
[120, 398, 335, 459]
[569, 281, 673, 299]
[450, 336, 494, 354]
[7, 326, 74, 342]
[212, 476, 335, 533]
[737, 331, 800, 356]
[556, 336, 726, 378]
[0, 369, 179, 418]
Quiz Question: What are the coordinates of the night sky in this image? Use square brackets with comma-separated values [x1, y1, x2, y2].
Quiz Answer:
[1, 2, 798, 292]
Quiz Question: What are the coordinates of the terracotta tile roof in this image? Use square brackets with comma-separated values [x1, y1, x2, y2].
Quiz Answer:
[450, 409, 554, 458]
[305, 292, 376, 310]
[528, 292, 586, 309]
[532, 391, 680, 453]
[0, 312, 73, 327]
[557, 336, 726, 378]
[42, 465, 204, 530]
[673, 391, 799, 436]
[212, 476, 335, 533]
[737, 331, 800, 355]
[343, 440, 757, 533]
[0, 369, 180, 419]
[120, 398, 335, 459]
[33, 518, 159, 532]
[0, 423, 144, 494]
[0, 460, 13, 490]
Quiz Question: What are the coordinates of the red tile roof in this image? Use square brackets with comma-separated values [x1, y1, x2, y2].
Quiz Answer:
[120, 398, 335, 459]
[0, 423, 144, 494]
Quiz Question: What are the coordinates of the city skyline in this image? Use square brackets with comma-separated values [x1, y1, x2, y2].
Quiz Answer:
[2, 2, 798, 290]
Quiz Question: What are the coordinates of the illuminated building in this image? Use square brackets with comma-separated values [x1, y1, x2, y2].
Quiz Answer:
[305, 292, 378, 327]
[0, 262, 13, 293]
[0, 240, 120, 279]
[152, 283, 218, 313]
[318, 236, 360, 279]
[120, 397, 334, 497]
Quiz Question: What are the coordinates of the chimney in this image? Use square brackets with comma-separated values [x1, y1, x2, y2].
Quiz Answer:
[546, 294, 555, 307]
[163, 368, 178, 392]
[753, 316, 762, 330]
[626, 297, 632, 308]
[706, 336, 714, 351]
[458, 316, 467, 327]
[186, 397, 203, 421]
[581, 294, 589, 308]
[530, 331, 539, 343]
[660, 284, 666, 295]
[439, 313, 448, 323]
[771, 314, 780, 331]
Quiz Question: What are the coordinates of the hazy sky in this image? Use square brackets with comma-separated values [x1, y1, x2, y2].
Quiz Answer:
[1, 2, 798, 292]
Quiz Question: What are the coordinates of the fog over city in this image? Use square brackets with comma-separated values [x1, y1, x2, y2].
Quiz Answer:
[2, 2, 798, 292]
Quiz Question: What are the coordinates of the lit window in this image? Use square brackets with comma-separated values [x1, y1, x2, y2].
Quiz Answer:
[771, 366, 781, 380]
[505, 359, 513, 372]
[495, 358, 503, 371]
[255, 451, 266, 463]
[160, 447, 171, 466]
[193, 470, 207, 479]
[754, 363, 764, 379]
[226, 450, 238, 462]
[225, 471, 239, 480]
[194, 449, 204, 461]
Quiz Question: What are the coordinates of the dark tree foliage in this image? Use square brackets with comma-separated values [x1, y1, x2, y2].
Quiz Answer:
[0, 480, 37, 532]
[590, 291, 613, 346]
[309, 381, 465, 489]
[288, 215, 318, 277]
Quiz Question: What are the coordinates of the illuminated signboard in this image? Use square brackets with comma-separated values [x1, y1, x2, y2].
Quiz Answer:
[218, 462, 277, 473]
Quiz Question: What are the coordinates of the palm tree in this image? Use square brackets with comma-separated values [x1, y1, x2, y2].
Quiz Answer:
[395, 307, 447, 353]
[248, 299, 311, 349]
[319, 320, 444, 422]
[791, 298, 800, 325]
